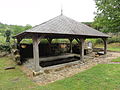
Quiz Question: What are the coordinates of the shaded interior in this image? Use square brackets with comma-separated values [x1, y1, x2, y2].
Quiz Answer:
[40, 56, 80, 67]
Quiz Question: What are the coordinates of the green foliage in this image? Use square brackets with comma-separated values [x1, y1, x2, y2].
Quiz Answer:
[82, 22, 93, 27]
[94, 42, 120, 51]
[93, 0, 120, 33]
[108, 37, 120, 43]
[0, 45, 11, 52]
[95, 36, 120, 44]
[4, 30, 11, 42]
[11, 24, 32, 35]
[95, 38, 103, 44]
[0, 23, 32, 46]
[108, 47, 120, 52]
[89, 33, 120, 45]
[0, 23, 32, 36]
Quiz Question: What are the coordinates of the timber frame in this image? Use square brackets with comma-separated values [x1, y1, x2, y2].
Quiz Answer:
[16, 35, 108, 73]
[13, 15, 109, 73]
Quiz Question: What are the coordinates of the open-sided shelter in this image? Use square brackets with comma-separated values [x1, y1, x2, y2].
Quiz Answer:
[13, 15, 109, 73]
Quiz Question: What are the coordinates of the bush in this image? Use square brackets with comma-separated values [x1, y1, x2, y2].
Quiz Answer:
[93, 33, 120, 44]
[95, 39, 103, 44]
[0, 45, 11, 52]
[107, 37, 120, 44]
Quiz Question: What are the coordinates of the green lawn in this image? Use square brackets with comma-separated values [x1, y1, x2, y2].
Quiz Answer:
[0, 57, 37, 90]
[111, 57, 120, 62]
[108, 47, 120, 52]
[95, 43, 120, 52]
[40, 64, 120, 90]
[1, 57, 120, 90]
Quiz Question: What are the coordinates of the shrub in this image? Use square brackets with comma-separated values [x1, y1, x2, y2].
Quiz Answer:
[93, 33, 120, 44]
[107, 36, 120, 44]
[95, 39, 103, 44]
[0, 45, 11, 52]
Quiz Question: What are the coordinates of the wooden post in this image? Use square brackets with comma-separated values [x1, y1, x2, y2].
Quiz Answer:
[79, 38, 85, 62]
[102, 38, 107, 54]
[32, 36, 41, 72]
[69, 38, 74, 53]
[17, 38, 22, 49]
[76, 38, 85, 62]
[47, 38, 53, 55]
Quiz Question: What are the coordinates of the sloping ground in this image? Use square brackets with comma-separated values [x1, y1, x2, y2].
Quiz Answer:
[0, 52, 120, 90]
[95, 43, 120, 52]
[23, 52, 120, 85]
[38, 64, 120, 90]
[0, 57, 37, 90]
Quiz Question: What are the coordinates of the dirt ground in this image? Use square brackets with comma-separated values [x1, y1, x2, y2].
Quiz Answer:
[21, 51, 120, 85]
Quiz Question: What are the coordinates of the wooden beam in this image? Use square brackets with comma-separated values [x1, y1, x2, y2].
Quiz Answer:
[102, 38, 107, 54]
[32, 36, 42, 72]
[75, 38, 80, 43]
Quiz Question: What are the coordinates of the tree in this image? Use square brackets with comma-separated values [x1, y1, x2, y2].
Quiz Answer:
[93, 0, 120, 33]
[24, 24, 32, 30]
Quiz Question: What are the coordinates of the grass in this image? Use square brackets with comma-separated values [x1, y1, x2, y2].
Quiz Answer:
[39, 64, 120, 90]
[1, 57, 120, 90]
[0, 57, 37, 90]
[108, 47, 120, 52]
[107, 43, 120, 52]
[95, 43, 120, 52]
[111, 57, 120, 62]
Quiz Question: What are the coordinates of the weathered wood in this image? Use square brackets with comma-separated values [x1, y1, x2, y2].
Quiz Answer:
[75, 38, 80, 43]
[32, 36, 41, 72]
[79, 38, 85, 61]
[97, 52, 104, 55]
[102, 38, 107, 54]
[69, 38, 74, 53]
[13, 15, 109, 39]
[4, 66, 15, 70]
